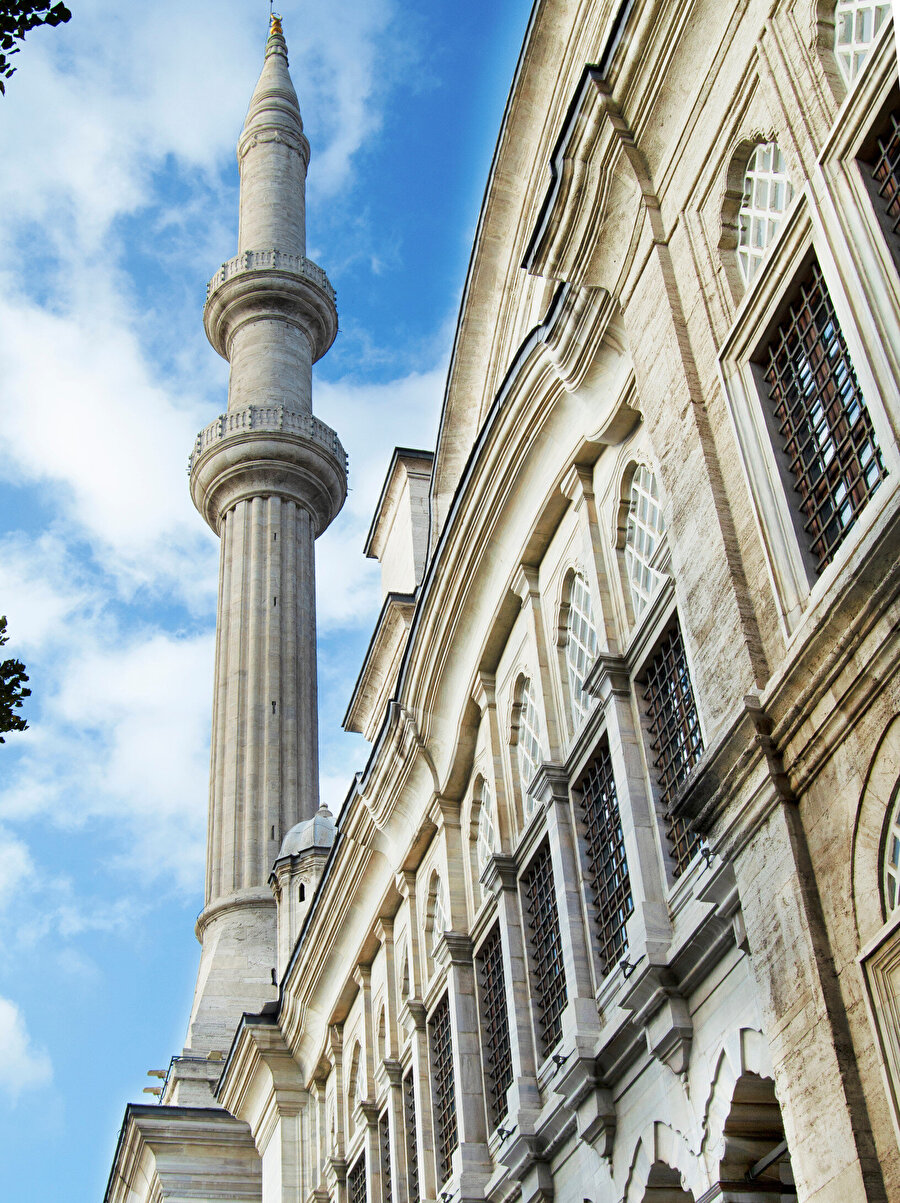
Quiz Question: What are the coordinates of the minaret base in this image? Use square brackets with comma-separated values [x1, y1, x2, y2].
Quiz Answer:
[185, 891, 277, 1059]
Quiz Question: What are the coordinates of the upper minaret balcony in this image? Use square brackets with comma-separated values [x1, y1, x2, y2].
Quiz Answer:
[201, 15, 337, 417]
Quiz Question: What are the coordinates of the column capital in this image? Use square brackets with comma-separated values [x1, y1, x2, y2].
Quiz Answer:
[434, 931, 474, 971]
[482, 853, 519, 896]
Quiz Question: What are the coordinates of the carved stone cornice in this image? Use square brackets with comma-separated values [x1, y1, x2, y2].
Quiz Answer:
[528, 763, 569, 810]
[523, 67, 660, 293]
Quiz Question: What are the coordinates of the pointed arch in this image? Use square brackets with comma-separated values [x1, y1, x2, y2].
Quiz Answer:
[851, 715, 900, 946]
[700, 1027, 774, 1169]
[623, 1122, 702, 1203]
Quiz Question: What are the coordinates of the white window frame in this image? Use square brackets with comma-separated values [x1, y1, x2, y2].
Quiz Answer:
[718, 187, 898, 637]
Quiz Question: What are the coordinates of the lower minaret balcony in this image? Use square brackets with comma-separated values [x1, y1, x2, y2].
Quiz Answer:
[189, 403, 347, 535]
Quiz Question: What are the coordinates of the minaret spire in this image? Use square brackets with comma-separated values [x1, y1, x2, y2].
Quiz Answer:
[179, 18, 346, 1061]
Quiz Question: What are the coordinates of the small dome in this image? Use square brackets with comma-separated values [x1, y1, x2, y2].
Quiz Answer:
[278, 806, 335, 859]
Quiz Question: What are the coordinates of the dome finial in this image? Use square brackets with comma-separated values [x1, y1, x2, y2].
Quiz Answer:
[265, 8, 287, 60]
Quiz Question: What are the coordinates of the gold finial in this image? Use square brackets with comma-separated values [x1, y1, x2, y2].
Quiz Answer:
[270, 10, 283, 36]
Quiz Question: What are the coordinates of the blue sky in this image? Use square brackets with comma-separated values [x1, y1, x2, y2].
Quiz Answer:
[0, 1, 533, 1198]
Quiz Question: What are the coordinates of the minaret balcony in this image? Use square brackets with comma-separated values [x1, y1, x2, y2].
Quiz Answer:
[204, 250, 338, 365]
[189, 403, 348, 535]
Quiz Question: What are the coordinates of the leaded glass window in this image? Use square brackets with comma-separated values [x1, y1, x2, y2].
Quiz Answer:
[521, 842, 567, 1056]
[579, 743, 633, 974]
[762, 259, 886, 573]
[834, 0, 890, 85]
[428, 994, 458, 1187]
[430, 879, 447, 956]
[883, 793, 900, 914]
[516, 677, 543, 819]
[738, 143, 794, 284]
[565, 571, 599, 724]
[624, 465, 666, 618]
[475, 779, 497, 879]
[642, 621, 704, 877]
[476, 925, 513, 1129]
[403, 1071, 419, 1202]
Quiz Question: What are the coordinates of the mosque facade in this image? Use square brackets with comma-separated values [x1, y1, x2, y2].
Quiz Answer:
[105, 3, 900, 1201]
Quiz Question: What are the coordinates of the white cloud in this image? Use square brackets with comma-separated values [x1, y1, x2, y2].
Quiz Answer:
[316, 366, 443, 629]
[0, 998, 52, 1101]
[0, 831, 34, 911]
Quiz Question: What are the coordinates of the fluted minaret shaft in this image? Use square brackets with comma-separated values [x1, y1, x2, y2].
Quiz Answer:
[182, 17, 345, 1057]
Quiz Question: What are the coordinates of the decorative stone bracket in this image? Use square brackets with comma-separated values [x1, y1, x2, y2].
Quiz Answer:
[554, 1053, 617, 1157]
[620, 964, 693, 1076]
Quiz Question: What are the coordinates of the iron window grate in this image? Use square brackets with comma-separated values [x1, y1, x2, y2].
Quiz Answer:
[428, 994, 458, 1187]
[476, 925, 514, 1129]
[642, 622, 704, 877]
[348, 1153, 367, 1203]
[762, 260, 885, 572]
[869, 108, 900, 239]
[521, 842, 567, 1056]
[579, 743, 633, 974]
[403, 1071, 419, 1203]
[379, 1110, 392, 1203]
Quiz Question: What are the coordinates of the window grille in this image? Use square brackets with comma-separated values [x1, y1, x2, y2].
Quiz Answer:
[579, 743, 633, 975]
[867, 108, 900, 242]
[379, 1110, 392, 1203]
[642, 622, 704, 877]
[403, 1071, 419, 1203]
[475, 779, 497, 879]
[348, 1154, 367, 1203]
[521, 842, 567, 1056]
[737, 142, 794, 284]
[762, 260, 886, 573]
[566, 572, 599, 724]
[476, 926, 513, 1128]
[624, 465, 666, 618]
[516, 677, 543, 819]
[834, 0, 890, 85]
[428, 994, 458, 1187]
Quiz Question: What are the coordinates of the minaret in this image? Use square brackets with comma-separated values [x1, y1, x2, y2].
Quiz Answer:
[184, 16, 345, 1055]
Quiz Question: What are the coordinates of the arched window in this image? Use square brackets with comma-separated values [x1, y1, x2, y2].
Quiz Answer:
[883, 793, 900, 913]
[624, 465, 666, 619]
[400, 953, 410, 1000]
[834, 1, 890, 85]
[737, 142, 794, 283]
[475, 779, 497, 878]
[565, 571, 599, 724]
[347, 1041, 361, 1132]
[428, 875, 447, 959]
[377, 1007, 387, 1062]
[515, 677, 543, 819]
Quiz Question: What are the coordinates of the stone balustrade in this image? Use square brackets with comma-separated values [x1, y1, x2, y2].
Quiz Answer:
[206, 250, 336, 304]
[189, 404, 348, 475]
